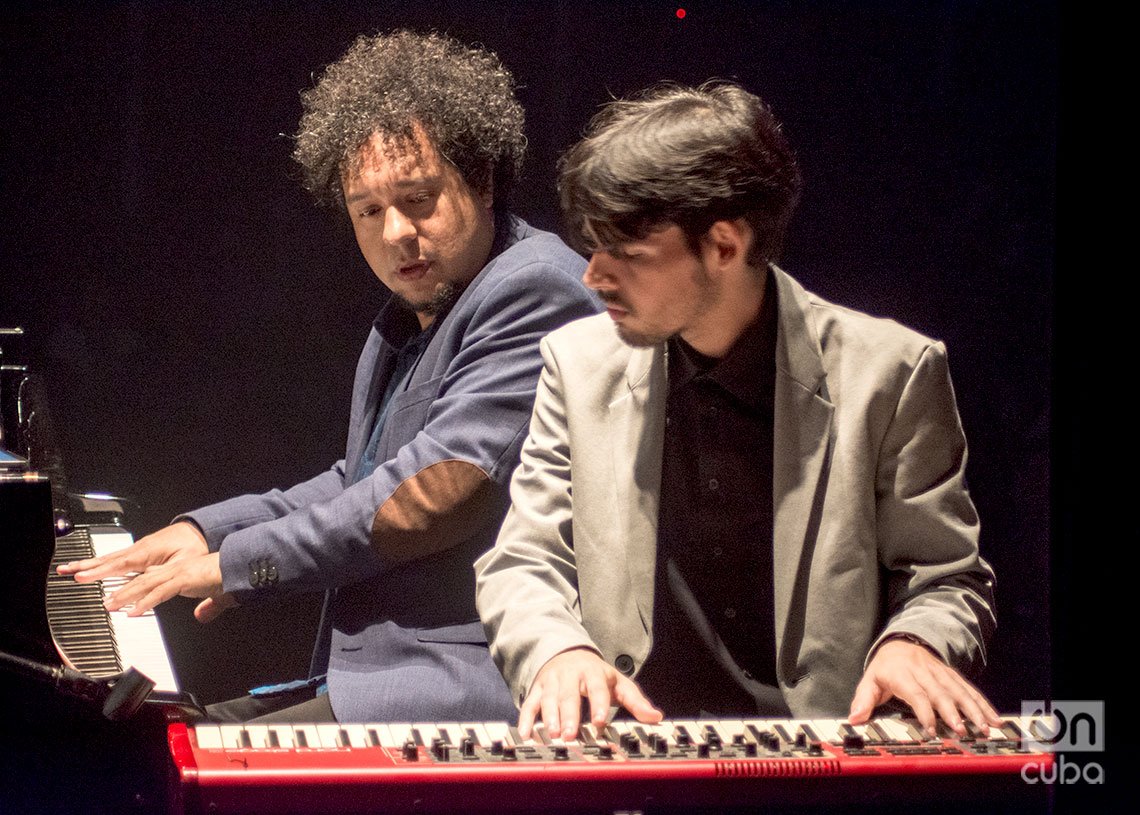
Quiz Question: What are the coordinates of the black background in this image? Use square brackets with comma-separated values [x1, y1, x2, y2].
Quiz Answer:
[2, 1, 1059, 718]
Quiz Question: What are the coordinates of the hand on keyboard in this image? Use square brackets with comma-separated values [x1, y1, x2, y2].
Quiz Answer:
[519, 647, 663, 741]
[101, 550, 229, 618]
[58, 519, 209, 580]
[848, 637, 1003, 738]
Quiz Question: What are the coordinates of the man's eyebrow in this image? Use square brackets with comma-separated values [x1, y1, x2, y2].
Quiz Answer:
[345, 173, 443, 205]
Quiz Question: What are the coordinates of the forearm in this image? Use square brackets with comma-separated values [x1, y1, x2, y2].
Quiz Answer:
[476, 347, 597, 703]
[180, 464, 346, 551]
[872, 342, 996, 676]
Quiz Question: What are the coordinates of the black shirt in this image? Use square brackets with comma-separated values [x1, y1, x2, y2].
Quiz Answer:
[635, 279, 789, 718]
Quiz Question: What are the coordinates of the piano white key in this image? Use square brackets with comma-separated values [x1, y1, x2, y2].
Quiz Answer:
[482, 721, 514, 747]
[268, 724, 294, 748]
[360, 724, 389, 748]
[341, 724, 370, 749]
[89, 528, 180, 692]
[808, 719, 844, 744]
[868, 718, 914, 743]
[744, 718, 785, 747]
[195, 725, 223, 750]
[385, 723, 414, 747]
[219, 725, 245, 750]
[982, 723, 1007, 741]
[317, 724, 344, 749]
[460, 723, 493, 747]
[435, 722, 463, 745]
[526, 722, 550, 744]
[579, 723, 606, 744]
[245, 725, 271, 749]
[412, 723, 441, 745]
[640, 721, 676, 747]
[842, 721, 883, 745]
[785, 719, 819, 744]
[715, 719, 749, 745]
[672, 720, 708, 745]
[293, 724, 320, 749]
[606, 721, 634, 739]
[1024, 713, 1059, 742]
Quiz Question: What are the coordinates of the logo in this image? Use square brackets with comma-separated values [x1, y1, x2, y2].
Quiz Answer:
[1020, 700, 1104, 753]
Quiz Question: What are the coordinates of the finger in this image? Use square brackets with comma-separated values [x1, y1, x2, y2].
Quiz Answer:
[123, 579, 181, 617]
[582, 672, 614, 731]
[978, 692, 1004, 728]
[612, 676, 663, 724]
[104, 572, 157, 611]
[194, 595, 234, 624]
[105, 568, 174, 615]
[557, 678, 584, 740]
[63, 555, 131, 582]
[944, 677, 993, 734]
[848, 675, 888, 724]
[539, 681, 564, 741]
[57, 555, 109, 575]
[906, 690, 938, 738]
[517, 687, 542, 740]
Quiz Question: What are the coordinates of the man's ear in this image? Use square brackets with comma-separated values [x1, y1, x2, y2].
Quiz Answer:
[701, 219, 752, 272]
[476, 164, 495, 210]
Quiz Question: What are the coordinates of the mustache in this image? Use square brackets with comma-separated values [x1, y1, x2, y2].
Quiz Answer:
[598, 291, 630, 310]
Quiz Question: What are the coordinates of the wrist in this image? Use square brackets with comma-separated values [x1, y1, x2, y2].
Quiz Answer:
[878, 632, 942, 660]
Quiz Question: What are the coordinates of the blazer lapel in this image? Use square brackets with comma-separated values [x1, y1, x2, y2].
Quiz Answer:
[609, 344, 667, 633]
[770, 268, 835, 679]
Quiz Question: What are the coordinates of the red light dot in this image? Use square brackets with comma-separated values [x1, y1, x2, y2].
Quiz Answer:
[676, 8, 686, 19]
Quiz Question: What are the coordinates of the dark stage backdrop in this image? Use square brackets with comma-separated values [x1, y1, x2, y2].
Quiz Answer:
[2, 2, 1056, 712]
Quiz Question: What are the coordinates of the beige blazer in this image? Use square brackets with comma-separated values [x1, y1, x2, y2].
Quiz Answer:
[476, 267, 995, 717]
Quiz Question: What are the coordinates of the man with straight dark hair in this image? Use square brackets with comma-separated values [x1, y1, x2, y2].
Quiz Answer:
[477, 81, 999, 739]
[62, 30, 599, 723]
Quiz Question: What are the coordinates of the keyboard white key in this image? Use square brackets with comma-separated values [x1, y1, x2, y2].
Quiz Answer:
[90, 527, 180, 692]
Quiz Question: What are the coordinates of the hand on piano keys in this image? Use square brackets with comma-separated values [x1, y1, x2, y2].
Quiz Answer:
[57, 519, 237, 622]
[518, 647, 663, 742]
[851, 637, 1004, 739]
[47, 525, 181, 692]
[58, 518, 209, 580]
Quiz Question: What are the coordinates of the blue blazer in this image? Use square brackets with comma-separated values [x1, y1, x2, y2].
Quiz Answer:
[186, 217, 598, 721]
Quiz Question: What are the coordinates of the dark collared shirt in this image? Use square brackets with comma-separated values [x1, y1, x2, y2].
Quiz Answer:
[353, 305, 436, 484]
[635, 279, 788, 718]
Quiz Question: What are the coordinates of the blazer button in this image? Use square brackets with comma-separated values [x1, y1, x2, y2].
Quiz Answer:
[614, 654, 635, 676]
[266, 564, 278, 584]
[248, 563, 259, 588]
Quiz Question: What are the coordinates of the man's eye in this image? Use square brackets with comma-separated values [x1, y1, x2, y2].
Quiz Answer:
[359, 206, 381, 218]
[408, 191, 433, 205]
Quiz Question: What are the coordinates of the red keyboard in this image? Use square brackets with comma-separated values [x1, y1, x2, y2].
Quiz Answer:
[169, 715, 1055, 813]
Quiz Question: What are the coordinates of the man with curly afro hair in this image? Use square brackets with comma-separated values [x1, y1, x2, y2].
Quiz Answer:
[62, 30, 599, 724]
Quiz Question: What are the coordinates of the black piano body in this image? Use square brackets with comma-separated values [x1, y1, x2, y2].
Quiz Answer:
[1, 328, 179, 815]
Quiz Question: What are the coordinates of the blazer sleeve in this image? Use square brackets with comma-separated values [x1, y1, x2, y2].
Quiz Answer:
[207, 261, 596, 604]
[868, 341, 996, 678]
[475, 336, 601, 706]
[179, 464, 346, 552]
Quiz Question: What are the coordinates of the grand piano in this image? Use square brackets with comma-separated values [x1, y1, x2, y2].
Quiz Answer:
[1, 327, 186, 815]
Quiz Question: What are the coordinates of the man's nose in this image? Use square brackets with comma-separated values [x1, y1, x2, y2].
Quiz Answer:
[582, 253, 613, 289]
[383, 206, 417, 246]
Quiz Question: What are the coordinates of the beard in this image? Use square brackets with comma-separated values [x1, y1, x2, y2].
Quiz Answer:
[614, 323, 670, 348]
[395, 281, 463, 320]
[597, 291, 673, 348]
